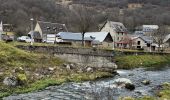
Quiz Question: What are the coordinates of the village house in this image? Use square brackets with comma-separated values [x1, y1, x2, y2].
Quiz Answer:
[131, 36, 157, 51]
[58, 32, 113, 48]
[33, 21, 68, 42]
[142, 25, 159, 36]
[0, 21, 15, 41]
[100, 21, 129, 49]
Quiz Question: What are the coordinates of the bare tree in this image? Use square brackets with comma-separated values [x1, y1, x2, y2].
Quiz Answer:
[153, 26, 168, 52]
[71, 5, 95, 46]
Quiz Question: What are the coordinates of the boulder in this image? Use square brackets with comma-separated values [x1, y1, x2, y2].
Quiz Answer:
[86, 67, 93, 72]
[66, 64, 71, 70]
[114, 78, 132, 84]
[141, 80, 150, 85]
[114, 78, 135, 90]
[3, 76, 18, 87]
[48, 67, 55, 71]
[125, 83, 135, 91]
[78, 68, 84, 73]
[128, 73, 134, 76]
[70, 64, 75, 68]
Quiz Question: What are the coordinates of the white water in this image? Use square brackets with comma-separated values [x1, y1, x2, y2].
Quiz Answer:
[4, 66, 170, 100]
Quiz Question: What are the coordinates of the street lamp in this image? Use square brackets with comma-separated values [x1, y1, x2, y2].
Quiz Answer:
[30, 18, 34, 45]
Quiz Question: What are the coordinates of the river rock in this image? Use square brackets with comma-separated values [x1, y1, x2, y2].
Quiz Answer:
[86, 67, 93, 72]
[3, 76, 18, 87]
[114, 78, 132, 84]
[66, 64, 71, 70]
[128, 73, 134, 76]
[114, 78, 135, 90]
[125, 83, 135, 91]
[70, 64, 75, 68]
[113, 64, 118, 69]
[48, 67, 55, 71]
[141, 80, 150, 85]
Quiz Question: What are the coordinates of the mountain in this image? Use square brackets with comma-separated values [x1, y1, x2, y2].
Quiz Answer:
[0, 0, 170, 34]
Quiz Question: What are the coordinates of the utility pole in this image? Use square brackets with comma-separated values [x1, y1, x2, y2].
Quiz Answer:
[30, 18, 34, 45]
[0, 21, 3, 41]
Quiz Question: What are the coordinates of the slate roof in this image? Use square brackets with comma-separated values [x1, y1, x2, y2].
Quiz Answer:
[139, 36, 153, 43]
[107, 21, 127, 33]
[38, 21, 68, 34]
[58, 32, 112, 42]
[57, 32, 93, 41]
[164, 34, 170, 43]
[85, 32, 112, 42]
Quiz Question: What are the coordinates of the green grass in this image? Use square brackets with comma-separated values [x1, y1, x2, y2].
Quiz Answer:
[0, 42, 114, 98]
[0, 72, 113, 98]
[115, 54, 170, 69]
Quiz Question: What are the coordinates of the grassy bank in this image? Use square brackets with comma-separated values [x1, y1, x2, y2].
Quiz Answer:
[0, 42, 113, 98]
[115, 54, 170, 69]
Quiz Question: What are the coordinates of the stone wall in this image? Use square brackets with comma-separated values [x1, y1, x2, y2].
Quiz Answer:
[54, 53, 116, 68]
[17, 45, 116, 68]
[17, 45, 114, 57]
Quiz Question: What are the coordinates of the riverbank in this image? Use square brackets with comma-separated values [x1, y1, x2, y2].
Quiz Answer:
[115, 54, 170, 69]
[0, 42, 114, 98]
[121, 82, 170, 100]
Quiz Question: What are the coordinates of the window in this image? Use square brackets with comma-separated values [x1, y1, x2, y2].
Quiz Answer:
[137, 41, 140, 45]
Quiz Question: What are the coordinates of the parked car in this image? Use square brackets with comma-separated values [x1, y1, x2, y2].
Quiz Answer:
[17, 36, 32, 42]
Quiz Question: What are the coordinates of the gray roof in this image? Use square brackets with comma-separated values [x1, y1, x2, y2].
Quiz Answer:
[108, 21, 127, 33]
[58, 32, 112, 42]
[37, 21, 68, 34]
[57, 32, 93, 41]
[140, 36, 153, 43]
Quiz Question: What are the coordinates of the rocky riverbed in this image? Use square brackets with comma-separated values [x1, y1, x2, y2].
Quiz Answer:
[4, 65, 170, 100]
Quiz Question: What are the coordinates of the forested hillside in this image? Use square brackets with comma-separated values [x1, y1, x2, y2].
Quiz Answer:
[0, 0, 170, 34]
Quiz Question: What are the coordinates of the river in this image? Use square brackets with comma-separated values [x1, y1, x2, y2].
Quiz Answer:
[4, 65, 170, 100]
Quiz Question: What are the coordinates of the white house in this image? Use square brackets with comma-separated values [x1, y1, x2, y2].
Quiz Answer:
[142, 25, 159, 36]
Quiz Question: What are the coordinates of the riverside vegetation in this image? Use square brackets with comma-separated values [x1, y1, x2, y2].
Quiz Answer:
[115, 54, 170, 69]
[0, 42, 170, 99]
[0, 42, 113, 98]
[115, 54, 170, 100]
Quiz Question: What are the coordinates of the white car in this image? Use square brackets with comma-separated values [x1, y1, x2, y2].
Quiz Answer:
[17, 36, 32, 43]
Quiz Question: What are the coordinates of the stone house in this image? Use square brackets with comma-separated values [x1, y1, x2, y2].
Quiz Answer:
[100, 21, 129, 48]
[132, 36, 156, 51]
[34, 21, 68, 42]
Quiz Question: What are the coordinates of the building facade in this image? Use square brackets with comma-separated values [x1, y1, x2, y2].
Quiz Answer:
[100, 21, 128, 48]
